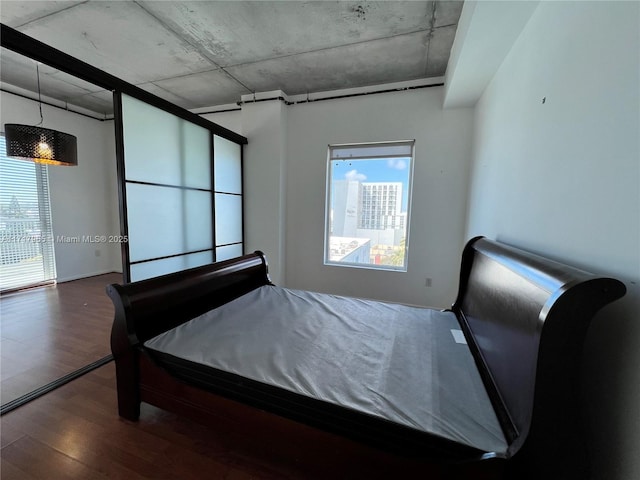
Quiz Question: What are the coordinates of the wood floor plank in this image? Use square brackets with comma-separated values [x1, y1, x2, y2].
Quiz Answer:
[1, 436, 108, 480]
[0, 459, 39, 480]
[0, 421, 25, 450]
[1, 273, 120, 406]
[2, 409, 167, 480]
[2, 381, 241, 479]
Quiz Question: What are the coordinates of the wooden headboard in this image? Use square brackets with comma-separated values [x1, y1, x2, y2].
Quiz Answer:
[452, 237, 626, 476]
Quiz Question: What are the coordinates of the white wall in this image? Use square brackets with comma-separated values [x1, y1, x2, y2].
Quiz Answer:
[1, 92, 121, 281]
[443, 0, 540, 109]
[286, 87, 474, 307]
[199, 90, 474, 307]
[241, 100, 287, 285]
[465, 2, 639, 479]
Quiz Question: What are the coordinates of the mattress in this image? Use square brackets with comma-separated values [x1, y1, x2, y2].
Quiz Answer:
[144, 285, 508, 455]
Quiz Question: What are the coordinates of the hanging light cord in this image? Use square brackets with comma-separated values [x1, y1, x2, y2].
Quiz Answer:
[35, 63, 44, 126]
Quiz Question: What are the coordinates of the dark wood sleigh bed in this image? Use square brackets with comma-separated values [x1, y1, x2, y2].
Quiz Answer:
[107, 237, 625, 479]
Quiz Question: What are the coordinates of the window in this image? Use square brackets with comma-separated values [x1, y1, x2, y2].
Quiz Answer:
[325, 141, 414, 271]
[0, 134, 57, 291]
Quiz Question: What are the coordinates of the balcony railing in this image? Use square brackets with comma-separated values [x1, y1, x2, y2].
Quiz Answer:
[0, 217, 54, 291]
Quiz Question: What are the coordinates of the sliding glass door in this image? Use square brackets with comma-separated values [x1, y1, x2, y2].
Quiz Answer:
[116, 93, 244, 282]
[0, 135, 56, 291]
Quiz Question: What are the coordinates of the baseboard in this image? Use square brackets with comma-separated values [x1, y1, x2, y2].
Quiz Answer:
[56, 270, 122, 283]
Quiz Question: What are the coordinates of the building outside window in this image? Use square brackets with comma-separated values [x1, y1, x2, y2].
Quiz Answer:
[325, 140, 414, 271]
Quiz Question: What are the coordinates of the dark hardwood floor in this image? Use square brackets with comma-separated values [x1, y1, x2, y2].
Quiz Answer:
[0, 363, 503, 479]
[0, 273, 121, 405]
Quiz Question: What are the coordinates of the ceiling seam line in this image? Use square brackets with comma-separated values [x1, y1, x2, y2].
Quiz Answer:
[146, 81, 195, 107]
[131, 1, 253, 94]
[217, 68, 254, 94]
[219, 27, 435, 70]
[138, 67, 223, 85]
[41, 69, 97, 97]
[424, 1, 438, 76]
[130, 0, 224, 70]
[435, 23, 459, 30]
[11, 0, 91, 29]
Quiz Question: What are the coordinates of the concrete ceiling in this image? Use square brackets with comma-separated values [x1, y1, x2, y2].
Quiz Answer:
[0, 1, 463, 116]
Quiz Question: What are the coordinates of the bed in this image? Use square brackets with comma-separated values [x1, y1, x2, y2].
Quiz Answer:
[107, 236, 625, 478]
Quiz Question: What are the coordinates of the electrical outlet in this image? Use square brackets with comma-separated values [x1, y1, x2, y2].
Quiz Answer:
[425, 277, 432, 287]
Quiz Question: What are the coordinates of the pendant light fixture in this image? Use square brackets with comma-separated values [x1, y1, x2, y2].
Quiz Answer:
[4, 63, 77, 166]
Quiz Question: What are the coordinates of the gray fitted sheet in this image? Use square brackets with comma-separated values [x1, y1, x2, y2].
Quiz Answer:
[144, 285, 508, 454]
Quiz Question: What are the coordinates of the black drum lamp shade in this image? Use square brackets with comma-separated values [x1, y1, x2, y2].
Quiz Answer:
[5, 123, 77, 166]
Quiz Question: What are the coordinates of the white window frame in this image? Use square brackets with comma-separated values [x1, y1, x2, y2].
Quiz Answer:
[324, 140, 415, 272]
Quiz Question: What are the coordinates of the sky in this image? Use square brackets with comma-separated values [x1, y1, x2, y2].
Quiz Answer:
[330, 157, 411, 211]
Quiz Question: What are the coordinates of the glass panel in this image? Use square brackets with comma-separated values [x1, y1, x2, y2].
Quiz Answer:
[183, 189, 213, 252]
[215, 193, 242, 246]
[216, 243, 243, 262]
[181, 121, 212, 190]
[122, 95, 181, 184]
[130, 251, 213, 282]
[122, 95, 210, 189]
[127, 183, 212, 262]
[214, 135, 242, 194]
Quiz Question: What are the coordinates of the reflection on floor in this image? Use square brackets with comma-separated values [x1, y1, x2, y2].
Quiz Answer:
[0, 273, 121, 405]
